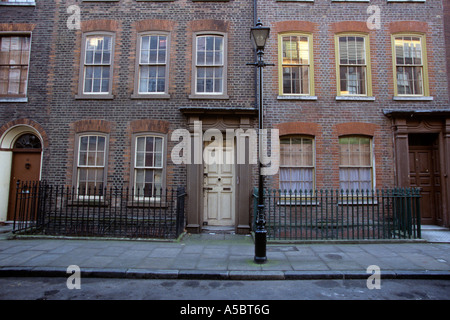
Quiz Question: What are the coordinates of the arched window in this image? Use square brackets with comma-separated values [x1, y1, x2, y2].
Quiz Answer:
[14, 133, 42, 149]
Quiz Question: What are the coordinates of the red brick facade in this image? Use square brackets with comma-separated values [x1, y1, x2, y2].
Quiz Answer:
[0, 0, 449, 228]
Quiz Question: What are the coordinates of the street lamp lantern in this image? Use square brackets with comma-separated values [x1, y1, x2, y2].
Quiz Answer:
[247, 19, 273, 264]
[250, 19, 270, 51]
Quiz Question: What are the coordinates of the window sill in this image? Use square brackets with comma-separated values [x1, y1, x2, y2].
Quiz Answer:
[338, 200, 378, 205]
[127, 200, 168, 208]
[387, 0, 425, 2]
[0, 97, 28, 103]
[189, 94, 229, 100]
[131, 93, 170, 99]
[0, 2, 36, 6]
[277, 95, 317, 101]
[75, 94, 114, 100]
[277, 200, 319, 206]
[68, 199, 109, 207]
[336, 96, 375, 101]
[393, 96, 433, 101]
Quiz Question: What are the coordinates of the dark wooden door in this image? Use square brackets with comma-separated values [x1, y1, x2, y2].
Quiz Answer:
[409, 135, 442, 225]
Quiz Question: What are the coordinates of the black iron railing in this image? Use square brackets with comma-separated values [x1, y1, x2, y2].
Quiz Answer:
[13, 181, 186, 239]
[253, 188, 421, 241]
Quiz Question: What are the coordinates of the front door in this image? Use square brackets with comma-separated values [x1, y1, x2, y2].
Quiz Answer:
[7, 134, 42, 221]
[409, 134, 442, 225]
[203, 140, 235, 226]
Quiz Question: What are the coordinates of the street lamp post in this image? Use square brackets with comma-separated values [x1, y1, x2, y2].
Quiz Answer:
[248, 19, 274, 264]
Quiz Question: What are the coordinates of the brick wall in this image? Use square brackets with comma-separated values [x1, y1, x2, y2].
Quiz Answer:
[1, 0, 256, 190]
[257, 0, 449, 190]
[444, 0, 450, 97]
[1, 0, 449, 194]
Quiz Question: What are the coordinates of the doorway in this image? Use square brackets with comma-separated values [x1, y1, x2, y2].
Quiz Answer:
[7, 133, 42, 221]
[203, 139, 235, 227]
[408, 133, 442, 225]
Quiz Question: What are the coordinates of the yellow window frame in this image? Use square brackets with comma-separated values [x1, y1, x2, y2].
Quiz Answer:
[391, 33, 429, 97]
[335, 33, 372, 97]
[278, 32, 315, 96]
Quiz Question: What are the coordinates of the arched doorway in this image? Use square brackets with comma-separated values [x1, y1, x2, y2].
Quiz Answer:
[7, 133, 42, 221]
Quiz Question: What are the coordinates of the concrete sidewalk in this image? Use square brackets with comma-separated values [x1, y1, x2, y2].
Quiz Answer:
[0, 231, 449, 280]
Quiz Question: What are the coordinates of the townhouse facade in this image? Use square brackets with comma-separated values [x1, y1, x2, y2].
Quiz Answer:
[257, 0, 450, 229]
[0, 0, 449, 236]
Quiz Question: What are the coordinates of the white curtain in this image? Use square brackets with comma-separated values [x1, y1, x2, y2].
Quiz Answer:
[339, 168, 371, 192]
[280, 167, 313, 193]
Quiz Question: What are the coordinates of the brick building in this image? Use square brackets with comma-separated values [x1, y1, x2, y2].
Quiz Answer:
[0, 0, 449, 235]
[257, 0, 450, 229]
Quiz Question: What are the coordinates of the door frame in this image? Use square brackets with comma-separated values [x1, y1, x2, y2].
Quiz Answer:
[408, 135, 440, 225]
[387, 112, 450, 228]
[0, 123, 44, 222]
[182, 110, 256, 234]
[202, 138, 236, 227]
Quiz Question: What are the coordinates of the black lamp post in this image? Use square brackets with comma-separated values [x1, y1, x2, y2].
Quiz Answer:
[248, 19, 273, 264]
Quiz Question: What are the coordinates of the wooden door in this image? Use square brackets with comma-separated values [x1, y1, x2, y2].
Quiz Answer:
[7, 134, 42, 221]
[203, 141, 235, 226]
[409, 134, 442, 225]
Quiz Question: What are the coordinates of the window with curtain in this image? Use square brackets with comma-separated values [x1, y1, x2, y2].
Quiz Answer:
[1, 0, 35, 3]
[337, 35, 368, 96]
[339, 136, 372, 192]
[394, 35, 424, 96]
[0, 35, 30, 97]
[280, 136, 314, 193]
[77, 135, 107, 196]
[134, 135, 164, 199]
[281, 34, 311, 95]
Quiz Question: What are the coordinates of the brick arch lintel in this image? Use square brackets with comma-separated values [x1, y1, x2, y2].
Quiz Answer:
[0, 118, 49, 149]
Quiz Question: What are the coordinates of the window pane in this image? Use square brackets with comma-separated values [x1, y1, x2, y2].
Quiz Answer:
[339, 136, 372, 191]
[279, 137, 314, 192]
[339, 36, 365, 65]
[340, 66, 366, 95]
[0, 37, 11, 65]
[397, 66, 423, 95]
[283, 36, 309, 65]
[197, 35, 223, 67]
[395, 36, 422, 66]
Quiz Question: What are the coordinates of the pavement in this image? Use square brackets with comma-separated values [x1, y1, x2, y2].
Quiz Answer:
[0, 223, 449, 280]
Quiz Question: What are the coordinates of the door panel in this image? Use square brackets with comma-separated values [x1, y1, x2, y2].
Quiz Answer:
[7, 152, 41, 220]
[203, 143, 235, 226]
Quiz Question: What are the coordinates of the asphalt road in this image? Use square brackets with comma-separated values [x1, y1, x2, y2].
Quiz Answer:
[0, 277, 449, 301]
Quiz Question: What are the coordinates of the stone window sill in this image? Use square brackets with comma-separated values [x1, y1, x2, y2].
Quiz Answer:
[277, 95, 318, 101]
[336, 96, 375, 101]
[393, 96, 433, 101]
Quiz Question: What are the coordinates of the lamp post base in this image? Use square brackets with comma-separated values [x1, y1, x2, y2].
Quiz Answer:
[254, 227, 267, 264]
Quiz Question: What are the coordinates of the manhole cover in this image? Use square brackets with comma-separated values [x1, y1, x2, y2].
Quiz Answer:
[267, 246, 299, 252]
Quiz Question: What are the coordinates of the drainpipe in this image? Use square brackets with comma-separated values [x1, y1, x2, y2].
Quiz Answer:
[253, 0, 258, 110]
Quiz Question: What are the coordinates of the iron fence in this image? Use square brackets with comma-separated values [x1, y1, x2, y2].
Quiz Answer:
[253, 188, 421, 241]
[13, 181, 186, 239]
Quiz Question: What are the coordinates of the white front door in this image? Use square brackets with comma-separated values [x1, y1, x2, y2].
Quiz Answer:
[203, 141, 235, 226]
